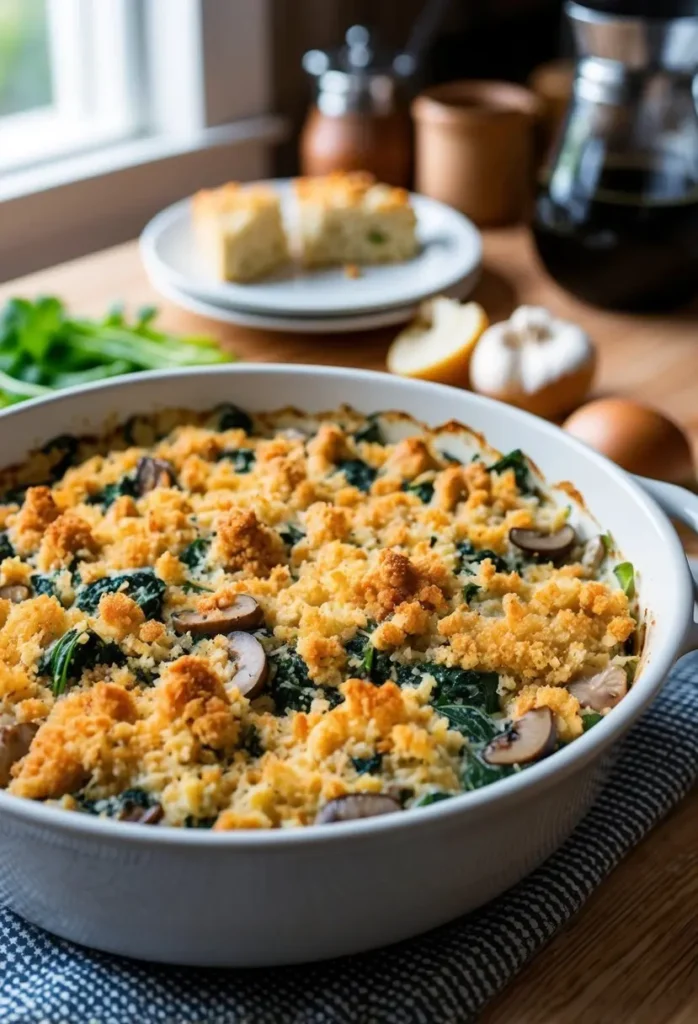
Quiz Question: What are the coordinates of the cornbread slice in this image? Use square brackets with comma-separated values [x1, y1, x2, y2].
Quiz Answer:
[294, 172, 418, 268]
[192, 183, 289, 283]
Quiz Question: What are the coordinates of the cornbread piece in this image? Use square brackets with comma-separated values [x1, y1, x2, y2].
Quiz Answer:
[192, 183, 289, 283]
[294, 172, 418, 268]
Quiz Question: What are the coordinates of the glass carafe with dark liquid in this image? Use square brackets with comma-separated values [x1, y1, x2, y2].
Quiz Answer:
[533, 2, 698, 311]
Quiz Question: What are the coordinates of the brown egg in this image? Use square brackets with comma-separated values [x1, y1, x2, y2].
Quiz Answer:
[563, 398, 695, 485]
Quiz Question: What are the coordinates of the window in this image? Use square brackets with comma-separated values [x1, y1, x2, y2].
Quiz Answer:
[0, 0, 138, 173]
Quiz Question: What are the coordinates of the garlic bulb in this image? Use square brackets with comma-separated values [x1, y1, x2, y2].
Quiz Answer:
[469, 305, 596, 420]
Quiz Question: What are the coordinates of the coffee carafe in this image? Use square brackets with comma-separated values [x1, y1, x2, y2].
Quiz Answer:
[533, 1, 698, 311]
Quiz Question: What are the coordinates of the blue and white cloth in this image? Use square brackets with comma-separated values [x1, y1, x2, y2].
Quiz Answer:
[1, 653, 697, 1024]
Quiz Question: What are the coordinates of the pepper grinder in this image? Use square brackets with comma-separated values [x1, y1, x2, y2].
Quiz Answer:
[300, 25, 413, 186]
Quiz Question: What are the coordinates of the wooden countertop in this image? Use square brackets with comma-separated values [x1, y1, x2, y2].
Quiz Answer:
[1, 230, 697, 1022]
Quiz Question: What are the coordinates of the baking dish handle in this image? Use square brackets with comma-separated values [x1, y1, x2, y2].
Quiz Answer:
[633, 475, 698, 654]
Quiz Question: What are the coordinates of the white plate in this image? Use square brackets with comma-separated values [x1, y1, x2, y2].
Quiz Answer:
[139, 180, 482, 318]
[147, 264, 481, 334]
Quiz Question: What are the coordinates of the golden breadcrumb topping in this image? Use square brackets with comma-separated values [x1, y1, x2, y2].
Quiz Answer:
[0, 405, 637, 829]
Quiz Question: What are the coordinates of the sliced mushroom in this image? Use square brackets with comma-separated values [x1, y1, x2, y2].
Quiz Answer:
[581, 535, 606, 574]
[135, 456, 175, 494]
[509, 525, 576, 561]
[0, 584, 31, 604]
[483, 708, 556, 767]
[567, 665, 627, 712]
[172, 595, 263, 636]
[0, 722, 39, 787]
[316, 793, 402, 825]
[118, 801, 164, 825]
[228, 631, 268, 699]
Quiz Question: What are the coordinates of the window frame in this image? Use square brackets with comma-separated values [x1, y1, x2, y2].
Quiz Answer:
[0, 0, 284, 281]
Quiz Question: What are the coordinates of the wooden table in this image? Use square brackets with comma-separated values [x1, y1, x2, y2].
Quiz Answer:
[2, 230, 697, 1022]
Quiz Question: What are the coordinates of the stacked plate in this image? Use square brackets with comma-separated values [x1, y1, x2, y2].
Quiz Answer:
[140, 180, 483, 334]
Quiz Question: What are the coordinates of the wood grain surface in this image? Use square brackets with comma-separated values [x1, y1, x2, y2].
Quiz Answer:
[0, 228, 697, 1023]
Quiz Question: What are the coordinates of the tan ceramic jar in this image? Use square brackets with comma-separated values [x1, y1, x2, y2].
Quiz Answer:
[412, 80, 542, 226]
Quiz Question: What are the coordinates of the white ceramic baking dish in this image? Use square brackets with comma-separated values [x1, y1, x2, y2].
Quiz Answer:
[0, 365, 695, 967]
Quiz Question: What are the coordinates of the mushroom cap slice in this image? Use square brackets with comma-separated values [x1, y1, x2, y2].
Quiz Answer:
[0, 584, 31, 604]
[0, 721, 39, 787]
[568, 665, 627, 712]
[119, 802, 164, 825]
[483, 708, 556, 766]
[227, 631, 268, 699]
[581, 535, 606, 574]
[135, 456, 175, 495]
[316, 793, 402, 825]
[509, 525, 576, 561]
[172, 595, 263, 636]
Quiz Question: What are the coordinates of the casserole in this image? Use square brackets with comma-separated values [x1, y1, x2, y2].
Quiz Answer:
[0, 364, 695, 966]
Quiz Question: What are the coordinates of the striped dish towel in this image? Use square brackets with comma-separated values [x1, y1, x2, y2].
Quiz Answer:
[1, 651, 697, 1024]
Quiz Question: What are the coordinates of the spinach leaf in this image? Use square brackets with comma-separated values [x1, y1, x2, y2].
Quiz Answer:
[279, 523, 305, 547]
[269, 648, 322, 713]
[488, 449, 534, 495]
[179, 537, 210, 571]
[86, 474, 137, 509]
[219, 448, 255, 473]
[463, 752, 514, 791]
[240, 724, 265, 758]
[31, 572, 59, 599]
[351, 753, 382, 775]
[77, 787, 156, 818]
[437, 704, 498, 744]
[345, 632, 395, 685]
[0, 531, 14, 561]
[215, 403, 252, 434]
[457, 539, 509, 575]
[582, 712, 604, 732]
[426, 664, 500, 714]
[38, 628, 125, 696]
[76, 569, 166, 620]
[414, 791, 453, 807]
[184, 815, 217, 829]
[614, 561, 635, 598]
[353, 415, 384, 445]
[41, 434, 78, 480]
[462, 583, 480, 603]
[403, 480, 434, 504]
[337, 459, 377, 493]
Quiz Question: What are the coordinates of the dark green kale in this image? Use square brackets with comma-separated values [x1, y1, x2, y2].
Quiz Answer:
[179, 537, 210, 571]
[76, 569, 166, 620]
[38, 628, 126, 696]
[414, 791, 453, 807]
[488, 449, 534, 495]
[269, 648, 320, 713]
[436, 704, 497, 744]
[463, 753, 513, 791]
[86, 474, 138, 509]
[215, 403, 253, 434]
[462, 583, 480, 603]
[351, 753, 382, 775]
[184, 815, 217, 828]
[219, 448, 255, 473]
[440, 452, 463, 465]
[0, 486, 27, 507]
[0, 532, 14, 561]
[457, 540, 509, 575]
[345, 632, 396, 685]
[279, 523, 305, 547]
[425, 664, 500, 714]
[77, 787, 157, 818]
[337, 459, 377, 493]
[353, 415, 384, 445]
[41, 434, 78, 480]
[132, 665, 156, 687]
[240, 724, 265, 759]
[403, 480, 434, 504]
[31, 572, 59, 599]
